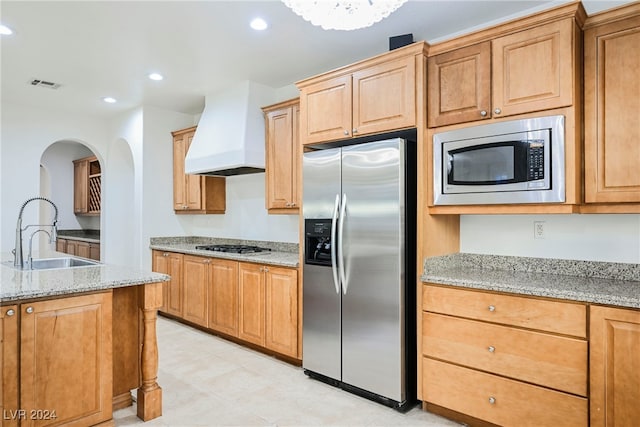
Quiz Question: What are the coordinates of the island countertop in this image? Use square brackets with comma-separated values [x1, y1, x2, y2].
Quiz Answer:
[0, 250, 169, 303]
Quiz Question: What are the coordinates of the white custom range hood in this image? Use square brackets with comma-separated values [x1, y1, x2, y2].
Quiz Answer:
[185, 81, 276, 176]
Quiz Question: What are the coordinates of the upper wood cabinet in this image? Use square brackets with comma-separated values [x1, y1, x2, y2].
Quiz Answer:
[172, 126, 226, 214]
[590, 305, 640, 427]
[584, 5, 640, 207]
[297, 43, 425, 145]
[263, 99, 300, 213]
[428, 18, 577, 127]
[73, 156, 101, 215]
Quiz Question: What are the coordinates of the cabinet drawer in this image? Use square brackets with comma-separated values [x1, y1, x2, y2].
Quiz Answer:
[423, 358, 588, 427]
[423, 285, 586, 337]
[423, 312, 587, 396]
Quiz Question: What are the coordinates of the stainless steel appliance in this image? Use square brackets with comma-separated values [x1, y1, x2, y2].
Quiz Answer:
[194, 244, 271, 254]
[302, 137, 416, 410]
[433, 115, 565, 205]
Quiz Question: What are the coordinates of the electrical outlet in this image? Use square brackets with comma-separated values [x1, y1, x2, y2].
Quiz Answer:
[534, 221, 545, 239]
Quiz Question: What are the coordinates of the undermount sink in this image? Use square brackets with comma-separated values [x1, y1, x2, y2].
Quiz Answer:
[4, 257, 100, 271]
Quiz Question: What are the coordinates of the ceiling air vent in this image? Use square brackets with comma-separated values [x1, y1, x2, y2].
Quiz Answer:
[29, 79, 61, 89]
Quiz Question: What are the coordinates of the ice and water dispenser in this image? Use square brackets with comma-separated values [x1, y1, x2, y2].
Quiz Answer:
[304, 219, 332, 266]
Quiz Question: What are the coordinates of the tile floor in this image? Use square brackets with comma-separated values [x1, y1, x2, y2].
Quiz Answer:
[114, 316, 462, 427]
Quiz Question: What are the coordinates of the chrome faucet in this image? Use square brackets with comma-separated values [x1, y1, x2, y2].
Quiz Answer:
[27, 229, 52, 269]
[13, 197, 59, 269]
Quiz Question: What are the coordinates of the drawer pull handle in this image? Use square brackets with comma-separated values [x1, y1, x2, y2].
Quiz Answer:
[489, 397, 496, 405]
[488, 346, 495, 353]
[6, 309, 15, 317]
[488, 305, 496, 312]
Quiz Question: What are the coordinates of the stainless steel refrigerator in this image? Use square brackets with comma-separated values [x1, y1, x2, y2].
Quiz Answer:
[302, 137, 416, 410]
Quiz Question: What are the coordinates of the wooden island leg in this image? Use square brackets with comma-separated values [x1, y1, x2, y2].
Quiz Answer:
[137, 282, 163, 421]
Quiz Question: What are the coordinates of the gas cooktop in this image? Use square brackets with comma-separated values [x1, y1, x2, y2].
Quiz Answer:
[195, 244, 271, 254]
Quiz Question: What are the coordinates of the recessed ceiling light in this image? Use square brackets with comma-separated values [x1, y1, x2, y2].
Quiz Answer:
[250, 17, 268, 31]
[0, 24, 13, 35]
[148, 73, 164, 81]
[102, 97, 117, 104]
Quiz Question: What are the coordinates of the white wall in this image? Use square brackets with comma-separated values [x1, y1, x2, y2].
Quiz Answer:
[40, 142, 95, 230]
[460, 214, 640, 263]
[0, 102, 108, 252]
[182, 173, 299, 243]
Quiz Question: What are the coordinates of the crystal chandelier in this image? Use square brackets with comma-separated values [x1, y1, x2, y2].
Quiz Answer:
[282, 0, 408, 31]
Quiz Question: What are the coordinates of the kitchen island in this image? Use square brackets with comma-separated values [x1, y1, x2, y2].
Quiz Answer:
[0, 251, 169, 426]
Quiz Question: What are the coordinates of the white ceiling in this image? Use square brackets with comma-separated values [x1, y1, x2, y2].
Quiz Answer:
[1, 0, 632, 118]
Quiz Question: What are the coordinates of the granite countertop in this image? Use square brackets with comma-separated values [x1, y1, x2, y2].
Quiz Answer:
[150, 236, 299, 268]
[0, 250, 169, 303]
[58, 229, 100, 243]
[422, 253, 640, 309]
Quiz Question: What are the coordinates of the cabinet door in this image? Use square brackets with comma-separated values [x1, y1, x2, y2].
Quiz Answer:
[73, 159, 88, 214]
[266, 106, 296, 211]
[152, 251, 183, 316]
[76, 241, 91, 259]
[182, 255, 208, 327]
[238, 263, 265, 346]
[55, 238, 67, 253]
[590, 305, 640, 427]
[173, 133, 187, 211]
[353, 56, 416, 135]
[1, 306, 18, 427]
[184, 131, 203, 210]
[65, 240, 78, 256]
[208, 259, 239, 337]
[300, 75, 352, 144]
[427, 42, 491, 127]
[584, 16, 640, 203]
[20, 293, 113, 427]
[265, 267, 298, 358]
[492, 19, 574, 118]
[89, 243, 100, 261]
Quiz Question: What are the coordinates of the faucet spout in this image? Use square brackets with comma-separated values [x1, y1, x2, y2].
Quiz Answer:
[14, 197, 59, 269]
[28, 229, 52, 270]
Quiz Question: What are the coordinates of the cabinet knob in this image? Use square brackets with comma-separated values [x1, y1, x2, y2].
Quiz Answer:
[290, 202, 296, 207]
[163, 253, 169, 257]
[480, 110, 487, 117]
[259, 267, 264, 272]
[285, 202, 291, 207]
[343, 130, 349, 136]
[488, 305, 496, 312]
[352, 128, 358, 134]
[494, 108, 502, 115]
[265, 267, 269, 272]
[488, 397, 496, 405]
[488, 346, 496, 353]
[25, 306, 34, 314]
[6, 309, 15, 317]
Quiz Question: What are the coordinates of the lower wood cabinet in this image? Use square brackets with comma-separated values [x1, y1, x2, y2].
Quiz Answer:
[421, 284, 588, 426]
[590, 305, 640, 427]
[153, 251, 184, 317]
[56, 238, 100, 261]
[152, 250, 300, 359]
[208, 259, 239, 337]
[182, 255, 209, 327]
[1, 293, 113, 427]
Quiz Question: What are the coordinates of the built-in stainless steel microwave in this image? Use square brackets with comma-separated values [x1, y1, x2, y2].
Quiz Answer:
[433, 115, 565, 205]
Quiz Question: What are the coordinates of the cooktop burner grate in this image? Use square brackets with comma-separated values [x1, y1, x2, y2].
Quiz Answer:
[195, 244, 271, 254]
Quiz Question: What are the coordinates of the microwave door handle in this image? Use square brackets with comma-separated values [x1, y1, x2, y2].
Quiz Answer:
[338, 193, 348, 295]
[330, 194, 340, 295]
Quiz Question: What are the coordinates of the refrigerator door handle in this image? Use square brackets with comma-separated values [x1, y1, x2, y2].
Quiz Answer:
[330, 193, 340, 295]
[338, 193, 348, 294]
